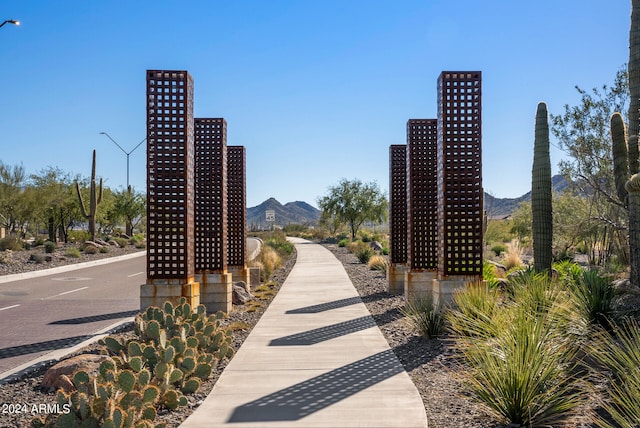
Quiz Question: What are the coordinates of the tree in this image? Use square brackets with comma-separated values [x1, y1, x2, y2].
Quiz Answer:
[317, 178, 388, 240]
[110, 186, 146, 236]
[550, 67, 630, 267]
[0, 162, 27, 235]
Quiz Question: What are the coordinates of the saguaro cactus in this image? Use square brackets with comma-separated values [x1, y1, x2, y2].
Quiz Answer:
[76, 149, 103, 241]
[532, 102, 552, 273]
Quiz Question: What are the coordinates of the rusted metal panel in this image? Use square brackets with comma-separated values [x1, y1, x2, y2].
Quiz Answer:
[389, 145, 407, 264]
[194, 118, 228, 273]
[227, 146, 247, 268]
[437, 71, 483, 277]
[146, 70, 195, 281]
[407, 119, 439, 271]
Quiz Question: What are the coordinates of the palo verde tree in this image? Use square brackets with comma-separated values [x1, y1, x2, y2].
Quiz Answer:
[317, 178, 388, 240]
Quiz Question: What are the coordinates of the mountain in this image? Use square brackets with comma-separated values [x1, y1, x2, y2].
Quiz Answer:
[247, 198, 321, 230]
[486, 174, 569, 218]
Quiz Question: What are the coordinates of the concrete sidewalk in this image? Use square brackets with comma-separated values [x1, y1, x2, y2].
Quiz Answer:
[181, 237, 428, 428]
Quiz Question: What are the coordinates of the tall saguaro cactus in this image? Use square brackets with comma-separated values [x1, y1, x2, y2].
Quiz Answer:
[611, 0, 640, 286]
[76, 149, 103, 241]
[532, 102, 553, 273]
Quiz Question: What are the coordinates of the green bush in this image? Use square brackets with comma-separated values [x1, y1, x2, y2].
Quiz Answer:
[44, 241, 56, 253]
[99, 246, 110, 253]
[356, 246, 374, 264]
[490, 244, 507, 256]
[0, 236, 23, 251]
[84, 245, 99, 255]
[338, 238, 349, 247]
[113, 237, 129, 248]
[401, 296, 446, 338]
[67, 230, 90, 243]
[33, 236, 46, 246]
[64, 247, 81, 258]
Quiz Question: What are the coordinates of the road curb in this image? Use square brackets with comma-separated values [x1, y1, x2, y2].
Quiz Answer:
[0, 317, 135, 383]
[0, 251, 146, 284]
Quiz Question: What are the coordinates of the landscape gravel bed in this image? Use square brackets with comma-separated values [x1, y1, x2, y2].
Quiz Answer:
[1, 240, 615, 427]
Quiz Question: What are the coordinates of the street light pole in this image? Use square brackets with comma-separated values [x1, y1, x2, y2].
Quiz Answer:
[0, 19, 20, 29]
[99, 132, 146, 190]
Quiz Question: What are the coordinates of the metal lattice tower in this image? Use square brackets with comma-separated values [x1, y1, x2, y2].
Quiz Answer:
[389, 144, 407, 265]
[227, 146, 247, 269]
[194, 118, 228, 273]
[146, 70, 195, 281]
[407, 119, 439, 271]
[437, 71, 483, 277]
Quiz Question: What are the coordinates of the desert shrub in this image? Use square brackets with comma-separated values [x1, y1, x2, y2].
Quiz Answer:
[44, 241, 56, 254]
[259, 246, 281, 280]
[130, 233, 145, 245]
[338, 238, 349, 247]
[64, 247, 81, 258]
[589, 319, 640, 428]
[502, 239, 524, 269]
[0, 250, 14, 265]
[33, 236, 46, 246]
[356, 246, 374, 264]
[358, 230, 373, 242]
[401, 296, 446, 338]
[367, 254, 388, 272]
[0, 236, 23, 251]
[113, 237, 129, 248]
[67, 230, 90, 243]
[265, 236, 294, 256]
[99, 245, 110, 253]
[490, 244, 507, 256]
[84, 245, 99, 255]
[448, 281, 503, 339]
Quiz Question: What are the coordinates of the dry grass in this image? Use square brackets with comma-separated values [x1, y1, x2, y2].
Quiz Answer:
[367, 255, 388, 272]
[502, 239, 524, 270]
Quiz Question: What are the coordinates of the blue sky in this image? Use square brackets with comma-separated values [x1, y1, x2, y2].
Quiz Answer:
[0, 0, 630, 208]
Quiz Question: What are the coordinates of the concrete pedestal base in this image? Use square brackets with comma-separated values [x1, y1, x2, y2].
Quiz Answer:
[433, 278, 471, 306]
[140, 279, 200, 310]
[404, 270, 437, 304]
[197, 272, 233, 314]
[228, 266, 251, 289]
[387, 263, 407, 295]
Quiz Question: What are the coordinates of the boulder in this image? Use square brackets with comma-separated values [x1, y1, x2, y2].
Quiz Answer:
[84, 240, 102, 249]
[233, 282, 253, 305]
[41, 354, 113, 392]
[108, 239, 120, 247]
[369, 241, 383, 252]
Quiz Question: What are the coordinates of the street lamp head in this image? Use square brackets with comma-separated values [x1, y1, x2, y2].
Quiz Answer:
[0, 19, 20, 29]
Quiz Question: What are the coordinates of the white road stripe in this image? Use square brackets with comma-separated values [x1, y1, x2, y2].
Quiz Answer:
[42, 286, 89, 300]
[127, 272, 144, 278]
[0, 304, 20, 311]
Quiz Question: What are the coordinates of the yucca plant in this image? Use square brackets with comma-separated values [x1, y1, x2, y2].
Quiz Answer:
[572, 269, 617, 330]
[459, 309, 586, 426]
[447, 281, 502, 340]
[401, 296, 446, 339]
[589, 319, 640, 428]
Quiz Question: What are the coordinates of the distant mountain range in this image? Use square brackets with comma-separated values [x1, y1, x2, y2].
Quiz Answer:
[485, 174, 569, 218]
[246, 175, 568, 229]
[247, 198, 321, 230]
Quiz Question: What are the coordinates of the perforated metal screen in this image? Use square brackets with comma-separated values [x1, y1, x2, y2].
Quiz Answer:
[389, 145, 407, 265]
[194, 118, 228, 273]
[146, 70, 195, 280]
[407, 119, 439, 270]
[437, 71, 483, 276]
[227, 146, 246, 268]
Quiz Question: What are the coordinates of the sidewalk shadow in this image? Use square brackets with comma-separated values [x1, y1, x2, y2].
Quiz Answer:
[269, 315, 377, 346]
[49, 310, 138, 325]
[285, 296, 362, 314]
[227, 348, 404, 423]
[0, 335, 93, 359]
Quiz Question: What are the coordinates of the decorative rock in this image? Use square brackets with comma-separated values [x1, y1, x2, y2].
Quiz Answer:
[370, 241, 383, 252]
[95, 238, 109, 246]
[232, 282, 253, 305]
[613, 278, 640, 295]
[41, 354, 113, 392]
[108, 239, 120, 247]
[84, 240, 102, 249]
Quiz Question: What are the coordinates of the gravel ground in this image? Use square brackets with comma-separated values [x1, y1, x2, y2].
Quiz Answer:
[0, 240, 630, 427]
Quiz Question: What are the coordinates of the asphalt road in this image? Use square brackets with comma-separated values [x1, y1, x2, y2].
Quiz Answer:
[0, 254, 144, 374]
